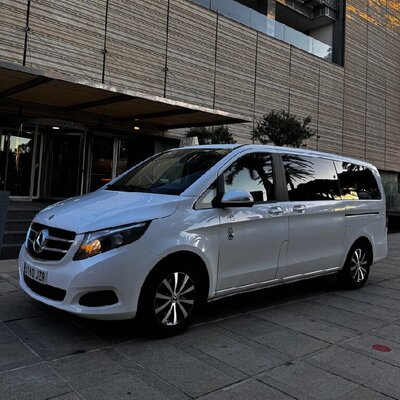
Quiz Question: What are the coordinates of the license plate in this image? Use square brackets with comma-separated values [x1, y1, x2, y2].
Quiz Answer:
[24, 263, 48, 285]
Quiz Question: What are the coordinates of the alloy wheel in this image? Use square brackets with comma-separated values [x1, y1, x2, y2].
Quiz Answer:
[350, 248, 368, 283]
[154, 272, 195, 326]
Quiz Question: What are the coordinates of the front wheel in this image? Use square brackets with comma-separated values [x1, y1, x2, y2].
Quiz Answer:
[138, 262, 202, 336]
[338, 242, 371, 289]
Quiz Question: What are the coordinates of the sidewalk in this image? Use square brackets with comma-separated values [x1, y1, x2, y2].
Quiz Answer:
[1, 235, 400, 400]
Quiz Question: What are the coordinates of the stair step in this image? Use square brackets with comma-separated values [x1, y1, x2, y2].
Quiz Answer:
[7, 210, 38, 220]
[0, 244, 22, 260]
[5, 219, 32, 231]
[3, 232, 27, 245]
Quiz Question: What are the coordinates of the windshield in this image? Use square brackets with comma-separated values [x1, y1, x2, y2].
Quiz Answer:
[106, 148, 231, 195]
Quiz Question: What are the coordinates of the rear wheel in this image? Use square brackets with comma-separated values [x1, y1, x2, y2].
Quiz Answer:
[338, 242, 371, 289]
[138, 261, 203, 336]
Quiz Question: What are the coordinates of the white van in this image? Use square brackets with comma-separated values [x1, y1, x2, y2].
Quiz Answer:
[19, 145, 387, 335]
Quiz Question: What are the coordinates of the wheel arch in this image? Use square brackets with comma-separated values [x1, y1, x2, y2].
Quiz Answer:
[139, 250, 211, 306]
[344, 236, 374, 267]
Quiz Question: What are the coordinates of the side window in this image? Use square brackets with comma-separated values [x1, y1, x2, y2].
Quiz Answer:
[195, 182, 217, 210]
[283, 155, 340, 201]
[335, 162, 381, 200]
[222, 153, 275, 203]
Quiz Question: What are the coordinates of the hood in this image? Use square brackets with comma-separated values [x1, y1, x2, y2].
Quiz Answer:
[34, 189, 182, 234]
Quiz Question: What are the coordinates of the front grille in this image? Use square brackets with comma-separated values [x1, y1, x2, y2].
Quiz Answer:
[27, 223, 76, 261]
[24, 275, 66, 301]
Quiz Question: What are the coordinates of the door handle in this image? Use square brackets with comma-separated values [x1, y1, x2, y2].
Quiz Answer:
[268, 206, 284, 216]
[293, 204, 306, 214]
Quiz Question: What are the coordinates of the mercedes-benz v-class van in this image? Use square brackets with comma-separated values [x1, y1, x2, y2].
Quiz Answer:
[19, 145, 387, 335]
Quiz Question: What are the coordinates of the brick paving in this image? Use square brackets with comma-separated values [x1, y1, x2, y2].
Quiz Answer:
[1, 235, 400, 399]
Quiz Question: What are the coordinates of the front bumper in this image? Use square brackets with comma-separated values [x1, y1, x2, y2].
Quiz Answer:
[18, 241, 159, 321]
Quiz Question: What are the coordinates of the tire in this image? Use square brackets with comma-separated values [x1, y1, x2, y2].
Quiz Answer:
[338, 242, 371, 289]
[138, 260, 203, 337]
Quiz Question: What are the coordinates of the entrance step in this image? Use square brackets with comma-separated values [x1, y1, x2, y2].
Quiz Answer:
[6, 210, 39, 221]
[5, 219, 32, 232]
[1, 201, 50, 260]
[2, 231, 27, 245]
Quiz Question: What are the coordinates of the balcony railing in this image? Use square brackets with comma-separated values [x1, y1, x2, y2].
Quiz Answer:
[191, 0, 332, 61]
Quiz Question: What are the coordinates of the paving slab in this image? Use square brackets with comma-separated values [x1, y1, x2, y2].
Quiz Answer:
[368, 323, 400, 344]
[216, 314, 329, 358]
[280, 300, 385, 333]
[252, 305, 357, 344]
[0, 340, 40, 372]
[48, 393, 82, 400]
[337, 386, 395, 400]
[0, 259, 17, 274]
[0, 364, 71, 400]
[197, 379, 296, 400]
[306, 345, 393, 384]
[0, 291, 45, 322]
[116, 339, 239, 398]
[333, 290, 400, 312]
[0, 278, 19, 293]
[375, 279, 400, 291]
[6, 313, 104, 361]
[259, 360, 358, 400]
[172, 324, 284, 375]
[361, 284, 400, 301]
[0, 322, 16, 344]
[311, 294, 400, 322]
[364, 366, 400, 399]
[52, 349, 189, 400]
[339, 334, 400, 368]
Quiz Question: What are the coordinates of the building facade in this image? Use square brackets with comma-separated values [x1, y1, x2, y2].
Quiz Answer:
[0, 0, 399, 206]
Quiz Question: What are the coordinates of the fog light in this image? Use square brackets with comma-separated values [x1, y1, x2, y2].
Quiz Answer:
[79, 290, 118, 307]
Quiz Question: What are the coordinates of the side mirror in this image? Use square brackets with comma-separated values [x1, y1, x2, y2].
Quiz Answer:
[218, 189, 254, 208]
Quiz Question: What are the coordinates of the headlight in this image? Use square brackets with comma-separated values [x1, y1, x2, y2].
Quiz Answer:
[74, 221, 150, 260]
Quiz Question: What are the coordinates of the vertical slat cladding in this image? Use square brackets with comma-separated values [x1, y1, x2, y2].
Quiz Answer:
[342, 0, 368, 160]
[214, 16, 257, 116]
[317, 62, 344, 155]
[0, 0, 27, 64]
[105, 0, 168, 96]
[385, 2, 400, 171]
[255, 35, 290, 118]
[26, 0, 106, 81]
[289, 48, 319, 150]
[166, 0, 217, 107]
[365, 0, 387, 169]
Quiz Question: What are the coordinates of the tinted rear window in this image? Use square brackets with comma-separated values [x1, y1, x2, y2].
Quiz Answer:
[283, 155, 340, 201]
[334, 162, 381, 200]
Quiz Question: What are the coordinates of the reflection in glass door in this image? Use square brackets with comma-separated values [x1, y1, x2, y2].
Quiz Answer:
[42, 131, 83, 199]
[0, 125, 37, 197]
[89, 135, 114, 192]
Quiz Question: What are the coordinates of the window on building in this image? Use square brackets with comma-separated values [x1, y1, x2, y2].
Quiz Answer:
[190, 0, 344, 64]
[283, 155, 340, 201]
[335, 162, 381, 200]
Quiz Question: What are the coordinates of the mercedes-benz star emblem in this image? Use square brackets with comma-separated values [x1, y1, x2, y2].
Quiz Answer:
[33, 229, 50, 253]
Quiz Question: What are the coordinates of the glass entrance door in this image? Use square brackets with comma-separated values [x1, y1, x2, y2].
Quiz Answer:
[42, 131, 83, 199]
[89, 135, 114, 192]
[0, 125, 37, 198]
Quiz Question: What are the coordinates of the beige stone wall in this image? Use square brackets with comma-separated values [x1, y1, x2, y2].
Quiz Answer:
[0, 0, 399, 170]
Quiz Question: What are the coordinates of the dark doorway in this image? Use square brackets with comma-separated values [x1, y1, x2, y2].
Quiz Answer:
[42, 132, 83, 199]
